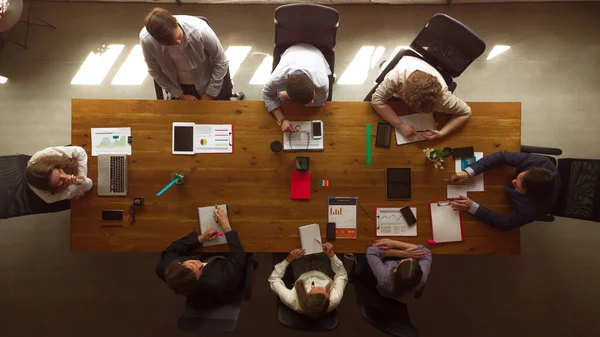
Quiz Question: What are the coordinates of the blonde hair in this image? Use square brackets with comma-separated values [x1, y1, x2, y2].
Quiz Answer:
[402, 70, 443, 113]
[25, 154, 79, 193]
[294, 279, 333, 318]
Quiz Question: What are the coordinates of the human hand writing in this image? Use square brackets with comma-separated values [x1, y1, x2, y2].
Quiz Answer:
[322, 242, 335, 258]
[214, 208, 232, 232]
[450, 171, 469, 185]
[398, 123, 417, 137]
[198, 228, 219, 243]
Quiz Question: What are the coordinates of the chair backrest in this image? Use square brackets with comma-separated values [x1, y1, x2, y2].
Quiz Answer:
[276, 298, 339, 331]
[274, 3, 339, 50]
[354, 282, 417, 337]
[0, 154, 70, 219]
[178, 300, 242, 333]
[556, 158, 600, 222]
[410, 13, 486, 78]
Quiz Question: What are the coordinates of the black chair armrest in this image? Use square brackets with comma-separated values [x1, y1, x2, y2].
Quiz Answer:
[154, 80, 165, 100]
[520, 145, 562, 156]
[244, 254, 257, 301]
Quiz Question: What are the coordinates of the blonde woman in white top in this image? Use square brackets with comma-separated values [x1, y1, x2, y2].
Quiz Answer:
[25, 146, 93, 203]
[371, 56, 471, 140]
[269, 242, 348, 318]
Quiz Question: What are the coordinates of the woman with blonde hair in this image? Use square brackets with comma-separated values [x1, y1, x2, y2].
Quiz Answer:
[25, 146, 92, 203]
[269, 242, 348, 318]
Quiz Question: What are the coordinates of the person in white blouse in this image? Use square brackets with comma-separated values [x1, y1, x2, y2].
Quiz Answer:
[371, 56, 471, 140]
[269, 242, 348, 318]
[25, 146, 93, 203]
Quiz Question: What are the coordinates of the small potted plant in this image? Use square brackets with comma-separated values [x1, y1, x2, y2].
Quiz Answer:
[423, 147, 450, 170]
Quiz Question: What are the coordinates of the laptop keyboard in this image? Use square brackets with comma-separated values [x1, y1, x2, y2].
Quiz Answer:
[109, 156, 126, 194]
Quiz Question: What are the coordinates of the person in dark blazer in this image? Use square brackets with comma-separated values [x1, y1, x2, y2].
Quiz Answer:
[156, 208, 246, 309]
[450, 151, 559, 230]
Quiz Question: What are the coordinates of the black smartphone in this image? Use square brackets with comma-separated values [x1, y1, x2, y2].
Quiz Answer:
[102, 209, 123, 221]
[453, 146, 474, 159]
[375, 122, 392, 148]
[400, 206, 417, 226]
[326, 222, 336, 241]
[386, 168, 412, 200]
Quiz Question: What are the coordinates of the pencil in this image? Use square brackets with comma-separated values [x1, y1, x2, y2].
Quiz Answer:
[358, 203, 374, 220]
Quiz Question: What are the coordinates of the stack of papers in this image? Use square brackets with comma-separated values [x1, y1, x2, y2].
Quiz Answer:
[283, 121, 324, 151]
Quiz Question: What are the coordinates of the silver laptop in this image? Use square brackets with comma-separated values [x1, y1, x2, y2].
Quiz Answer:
[98, 154, 128, 196]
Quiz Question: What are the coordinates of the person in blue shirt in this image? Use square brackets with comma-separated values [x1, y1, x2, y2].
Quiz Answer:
[450, 151, 559, 230]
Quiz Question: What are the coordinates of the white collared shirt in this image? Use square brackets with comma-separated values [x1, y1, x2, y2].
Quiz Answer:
[166, 44, 195, 85]
[262, 44, 331, 113]
[268, 255, 348, 313]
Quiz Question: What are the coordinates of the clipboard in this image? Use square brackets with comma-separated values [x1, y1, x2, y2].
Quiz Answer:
[428, 201, 464, 244]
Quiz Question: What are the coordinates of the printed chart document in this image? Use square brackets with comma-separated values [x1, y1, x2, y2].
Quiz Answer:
[454, 152, 484, 192]
[283, 121, 324, 151]
[376, 207, 417, 237]
[91, 127, 132, 156]
[194, 124, 233, 154]
[394, 113, 435, 146]
[429, 202, 463, 243]
[197, 204, 229, 247]
[299, 224, 324, 255]
[328, 197, 358, 239]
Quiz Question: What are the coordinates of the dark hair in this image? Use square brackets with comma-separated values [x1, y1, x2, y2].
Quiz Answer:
[286, 74, 316, 105]
[402, 70, 443, 113]
[25, 154, 80, 194]
[294, 279, 332, 318]
[390, 260, 422, 294]
[523, 167, 556, 202]
[144, 7, 178, 45]
[164, 261, 197, 295]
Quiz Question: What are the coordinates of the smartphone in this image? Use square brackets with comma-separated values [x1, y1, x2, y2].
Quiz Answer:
[326, 222, 336, 241]
[102, 209, 123, 221]
[376, 122, 392, 148]
[312, 120, 323, 139]
[400, 206, 417, 226]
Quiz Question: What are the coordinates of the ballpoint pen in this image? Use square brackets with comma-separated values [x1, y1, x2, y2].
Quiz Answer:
[314, 238, 322, 245]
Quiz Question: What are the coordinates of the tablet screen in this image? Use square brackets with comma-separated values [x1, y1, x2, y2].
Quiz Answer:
[173, 126, 194, 152]
[387, 168, 411, 199]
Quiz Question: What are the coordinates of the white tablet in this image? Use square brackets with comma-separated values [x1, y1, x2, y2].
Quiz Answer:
[172, 122, 195, 155]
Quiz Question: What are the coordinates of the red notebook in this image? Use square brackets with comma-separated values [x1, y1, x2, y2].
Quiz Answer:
[291, 172, 311, 200]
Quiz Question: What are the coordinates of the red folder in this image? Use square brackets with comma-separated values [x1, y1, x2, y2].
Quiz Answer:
[291, 172, 311, 200]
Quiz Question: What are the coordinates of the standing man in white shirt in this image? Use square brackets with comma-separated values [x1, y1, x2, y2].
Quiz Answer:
[263, 44, 331, 133]
[140, 8, 232, 100]
[371, 56, 471, 140]
[269, 243, 348, 318]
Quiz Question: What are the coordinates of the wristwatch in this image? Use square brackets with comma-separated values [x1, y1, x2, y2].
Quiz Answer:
[277, 118, 286, 126]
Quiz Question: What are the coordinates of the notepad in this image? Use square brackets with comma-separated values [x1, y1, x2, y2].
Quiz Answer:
[291, 172, 311, 200]
[447, 185, 469, 199]
[394, 113, 435, 145]
[429, 202, 463, 243]
[299, 224, 324, 255]
[283, 121, 324, 151]
[198, 204, 229, 247]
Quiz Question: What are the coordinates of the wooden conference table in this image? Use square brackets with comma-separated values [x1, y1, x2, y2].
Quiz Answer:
[71, 99, 521, 254]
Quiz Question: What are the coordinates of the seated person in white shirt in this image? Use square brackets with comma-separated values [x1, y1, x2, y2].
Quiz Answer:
[25, 146, 93, 203]
[269, 243, 348, 318]
[263, 44, 331, 133]
[140, 8, 231, 101]
[371, 56, 471, 140]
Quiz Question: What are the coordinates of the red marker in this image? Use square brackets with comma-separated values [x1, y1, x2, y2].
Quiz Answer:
[216, 232, 223, 237]
[427, 240, 437, 244]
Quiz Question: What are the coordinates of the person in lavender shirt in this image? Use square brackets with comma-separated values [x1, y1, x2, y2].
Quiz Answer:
[366, 239, 432, 300]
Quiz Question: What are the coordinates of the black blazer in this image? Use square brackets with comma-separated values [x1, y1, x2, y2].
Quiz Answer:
[156, 231, 246, 309]
[468, 151, 560, 230]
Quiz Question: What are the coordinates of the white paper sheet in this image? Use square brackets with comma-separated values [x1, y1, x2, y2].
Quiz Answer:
[198, 204, 228, 247]
[447, 185, 469, 199]
[194, 124, 233, 153]
[394, 113, 435, 146]
[376, 208, 417, 237]
[299, 224, 324, 255]
[283, 121, 324, 151]
[455, 152, 485, 192]
[430, 203, 462, 243]
[91, 127, 132, 156]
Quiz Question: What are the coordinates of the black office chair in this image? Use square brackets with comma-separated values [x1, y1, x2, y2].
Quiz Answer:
[177, 254, 258, 333]
[153, 16, 244, 101]
[350, 254, 418, 337]
[271, 253, 339, 331]
[0, 154, 71, 219]
[272, 3, 339, 102]
[521, 146, 600, 223]
[364, 13, 486, 101]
